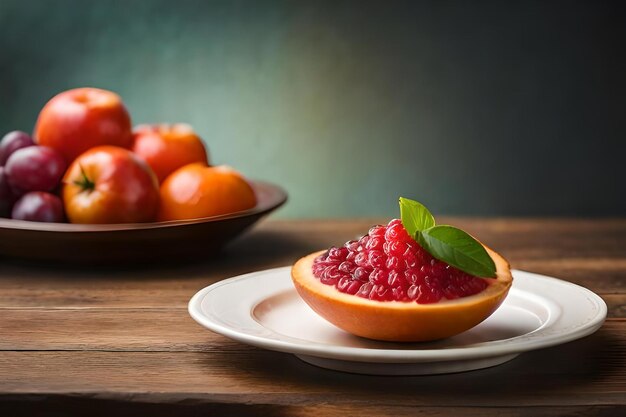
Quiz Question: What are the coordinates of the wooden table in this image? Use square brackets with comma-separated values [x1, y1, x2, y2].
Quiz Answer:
[0, 218, 624, 416]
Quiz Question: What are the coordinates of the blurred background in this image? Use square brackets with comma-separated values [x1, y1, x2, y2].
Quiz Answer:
[1, 0, 624, 218]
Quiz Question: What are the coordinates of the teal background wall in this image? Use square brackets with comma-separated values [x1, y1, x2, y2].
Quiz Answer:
[1, 0, 624, 217]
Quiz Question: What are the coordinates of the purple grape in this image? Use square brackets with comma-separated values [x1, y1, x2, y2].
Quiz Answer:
[5, 146, 66, 192]
[0, 131, 35, 166]
[11, 191, 64, 222]
[0, 167, 16, 217]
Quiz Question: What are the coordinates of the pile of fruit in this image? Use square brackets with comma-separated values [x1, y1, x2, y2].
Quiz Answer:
[0, 88, 257, 224]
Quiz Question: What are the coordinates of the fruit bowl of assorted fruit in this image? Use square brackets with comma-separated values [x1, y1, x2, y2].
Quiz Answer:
[0, 88, 286, 263]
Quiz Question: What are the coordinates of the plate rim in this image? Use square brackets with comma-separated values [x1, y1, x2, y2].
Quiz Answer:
[0, 179, 287, 233]
[188, 267, 607, 363]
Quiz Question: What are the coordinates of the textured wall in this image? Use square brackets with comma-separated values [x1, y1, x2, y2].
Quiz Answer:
[1, 0, 624, 217]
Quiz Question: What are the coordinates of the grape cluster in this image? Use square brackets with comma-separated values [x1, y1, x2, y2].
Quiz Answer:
[0, 131, 65, 222]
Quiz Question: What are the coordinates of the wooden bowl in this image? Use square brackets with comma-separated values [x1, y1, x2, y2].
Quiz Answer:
[0, 180, 287, 264]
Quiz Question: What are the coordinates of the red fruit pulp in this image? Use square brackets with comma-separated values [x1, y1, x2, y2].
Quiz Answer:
[312, 219, 488, 304]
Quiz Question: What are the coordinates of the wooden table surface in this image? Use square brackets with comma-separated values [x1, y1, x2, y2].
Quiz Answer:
[0, 218, 624, 416]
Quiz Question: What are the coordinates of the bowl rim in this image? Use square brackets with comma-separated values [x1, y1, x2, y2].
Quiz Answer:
[0, 179, 287, 233]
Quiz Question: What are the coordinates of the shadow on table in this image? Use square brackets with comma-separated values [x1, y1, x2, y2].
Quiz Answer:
[1, 327, 622, 417]
[0, 228, 318, 279]
[0, 397, 295, 417]
[211, 327, 622, 404]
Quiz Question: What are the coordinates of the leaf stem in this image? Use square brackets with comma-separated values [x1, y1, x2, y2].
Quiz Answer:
[73, 164, 95, 192]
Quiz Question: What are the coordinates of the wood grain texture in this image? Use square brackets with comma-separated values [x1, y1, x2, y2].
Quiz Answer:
[0, 326, 623, 405]
[0, 218, 625, 415]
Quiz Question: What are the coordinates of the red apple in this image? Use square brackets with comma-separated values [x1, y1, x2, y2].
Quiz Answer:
[34, 88, 132, 163]
[62, 146, 159, 224]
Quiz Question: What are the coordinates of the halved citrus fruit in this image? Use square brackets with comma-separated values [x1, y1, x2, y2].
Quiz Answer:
[291, 219, 512, 342]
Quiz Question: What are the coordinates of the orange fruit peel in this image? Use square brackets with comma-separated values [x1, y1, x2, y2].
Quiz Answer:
[292, 246, 512, 342]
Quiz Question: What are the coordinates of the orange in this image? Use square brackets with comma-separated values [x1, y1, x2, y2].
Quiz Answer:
[132, 124, 209, 183]
[158, 163, 257, 221]
[291, 246, 512, 342]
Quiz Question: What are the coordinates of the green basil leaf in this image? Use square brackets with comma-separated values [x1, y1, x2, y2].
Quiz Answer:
[399, 197, 435, 236]
[417, 225, 497, 278]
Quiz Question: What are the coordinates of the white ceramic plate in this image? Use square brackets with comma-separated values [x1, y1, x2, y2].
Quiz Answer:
[188, 267, 607, 375]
